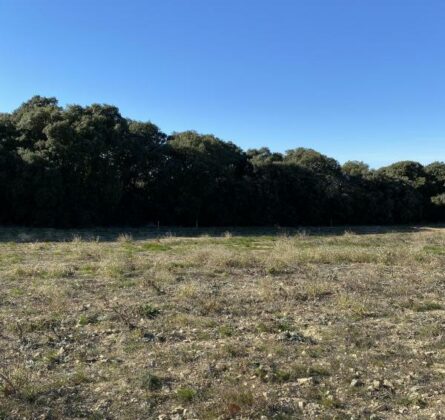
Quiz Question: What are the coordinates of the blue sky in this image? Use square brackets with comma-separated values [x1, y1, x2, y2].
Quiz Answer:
[1, 0, 445, 167]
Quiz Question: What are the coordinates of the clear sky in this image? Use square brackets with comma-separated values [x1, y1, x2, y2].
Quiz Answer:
[1, 0, 444, 167]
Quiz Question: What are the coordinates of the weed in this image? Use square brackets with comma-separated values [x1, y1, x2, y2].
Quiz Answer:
[137, 304, 160, 319]
[78, 313, 99, 326]
[141, 372, 163, 391]
[176, 387, 197, 402]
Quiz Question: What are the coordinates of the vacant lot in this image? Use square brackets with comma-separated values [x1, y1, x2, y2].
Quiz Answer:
[0, 227, 444, 419]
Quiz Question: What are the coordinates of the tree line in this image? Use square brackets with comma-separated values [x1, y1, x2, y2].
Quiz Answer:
[1, 96, 445, 227]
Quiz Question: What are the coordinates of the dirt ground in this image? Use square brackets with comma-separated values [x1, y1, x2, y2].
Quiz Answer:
[0, 227, 444, 419]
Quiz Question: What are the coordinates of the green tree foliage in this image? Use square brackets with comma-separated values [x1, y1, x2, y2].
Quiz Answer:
[162, 131, 249, 226]
[284, 147, 341, 175]
[342, 161, 370, 177]
[425, 161, 445, 194]
[0, 113, 22, 223]
[424, 162, 445, 220]
[246, 147, 283, 165]
[379, 161, 427, 189]
[1, 96, 444, 227]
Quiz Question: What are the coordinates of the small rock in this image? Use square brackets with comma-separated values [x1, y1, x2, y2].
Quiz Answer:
[383, 379, 394, 390]
[372, 380, 381, 390]
[350, 379, 363, 387]
[297, 377, 314, 385]
[172, 406, 185, 415]
[215, 362, 227, 371]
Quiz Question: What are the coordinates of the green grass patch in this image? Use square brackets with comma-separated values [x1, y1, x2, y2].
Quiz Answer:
[423, 245, 445, 255]
[176, 387, 197, 402]
[413, 301, 443, 312]
[137, 304, 160, 319]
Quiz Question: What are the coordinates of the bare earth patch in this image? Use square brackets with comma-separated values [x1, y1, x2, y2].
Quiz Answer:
[0, 227, 444, 419]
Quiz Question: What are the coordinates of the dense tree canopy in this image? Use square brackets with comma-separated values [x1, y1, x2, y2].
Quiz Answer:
[0, 96, 444, 227]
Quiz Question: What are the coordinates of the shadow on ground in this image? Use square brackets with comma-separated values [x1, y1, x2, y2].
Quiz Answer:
[0, 225, 442, 243]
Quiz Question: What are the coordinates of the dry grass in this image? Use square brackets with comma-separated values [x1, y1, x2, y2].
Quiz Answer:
[0, 227, 444, 419]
